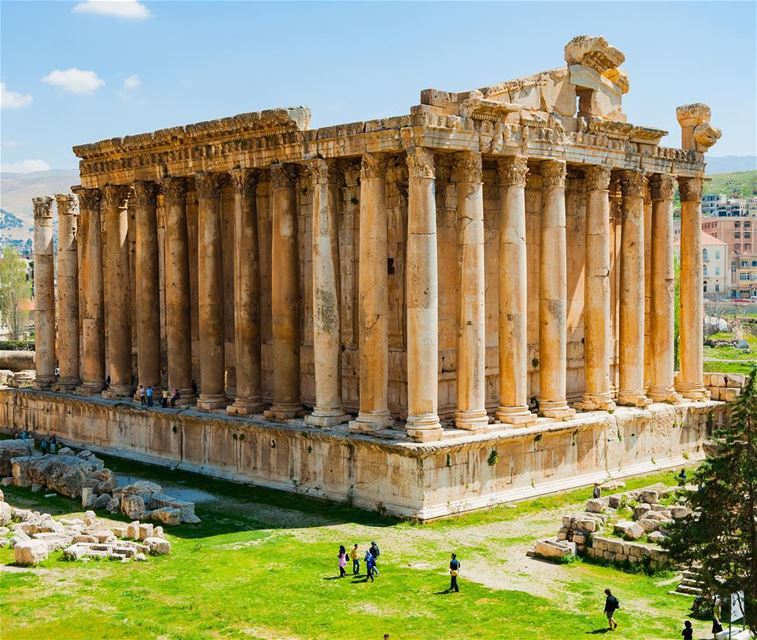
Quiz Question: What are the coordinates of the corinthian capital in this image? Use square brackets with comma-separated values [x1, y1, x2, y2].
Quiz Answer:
[102, 184, 130, 211]
[194, 172, 224, 199]
[650, 174, 676, 202]
[620, 169, 645, 198]
[405, 147, 435, 179]
[131, 181, 158, 207]
[32, 196, 54, 220]
[54, 193, 77, 216]
[270, 163, 297, 189]
[72, 186, 101, 213]
[540, 160, 566, 189]
[360, 153, 386, 180]
[584, 165, 612, 192]
[228, 168, 258, 195]
[497, 156, 528, 188]
[160, 177, 187, 204]
[678, 177, 703, 203]
[453, 151, 483, 183]
[304, 158, 329, 185]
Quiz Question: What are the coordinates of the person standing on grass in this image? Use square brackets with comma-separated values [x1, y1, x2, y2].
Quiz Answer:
[712, 597, 723, 637]
[370, 541, 381, 575]
[350, 544, 360, 575]
[682, 620, 694, 640]
[338, 545, 347, 578]
[448, 553, 461, 592]
[604, 588, 619, 630]
[678, 468, 687, 486]
[593, 482, 601, 499]
[364, 548, 375, 582]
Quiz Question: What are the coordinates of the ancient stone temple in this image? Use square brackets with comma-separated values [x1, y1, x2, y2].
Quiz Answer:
[4, 36, 727, 517]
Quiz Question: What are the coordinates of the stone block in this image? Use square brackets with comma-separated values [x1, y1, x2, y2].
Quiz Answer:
[614, 520, 644, 540]
[709, 373, 727, 388]
[0, 501, 11, 526]
[138, 523, 154, 541]
[125, 521, 140, 539]
[121, 494, 147, 520]
[722, 388, 740, 402]
[143, 536, 171, 555]
[671, 506, 691, 519]
[14, 539, 48, 565]
[608, 494, 624, 509]
[633, 504, 651, 520]
[533, 537, 575, 560]
[726, 374, 746, 388]
[647, 531, 666, 544]
[586, 499, 605, 513]
[573, 533, 586, 545]
[556, 531, 567, 541]
[73, 534, 98, 544]
[89, 529, 115, 543]
[639, 490, 658, 504]
[151, 507, 182, 526]
[1, 477, 12, 487]
[576, 518, 597, 533]
[81, 487, 94, 508]
[638, 518, 659, 533]
[92, 493, 111, 510]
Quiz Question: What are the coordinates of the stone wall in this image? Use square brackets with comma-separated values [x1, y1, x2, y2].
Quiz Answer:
[586, 535, 670, 570]
[0, 389, 724, 519]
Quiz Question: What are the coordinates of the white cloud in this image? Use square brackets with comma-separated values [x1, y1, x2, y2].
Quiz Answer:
[0, 159, 51, 173]
[42, 68, 104, 95]
[72, 0, 150, 20]
[0, 82, 33, 109]
[122, 74, 141, 91]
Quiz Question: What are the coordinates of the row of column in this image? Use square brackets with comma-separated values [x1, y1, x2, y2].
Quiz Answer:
[34, 156, 709, 441]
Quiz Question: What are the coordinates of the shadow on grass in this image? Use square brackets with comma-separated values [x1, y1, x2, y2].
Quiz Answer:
[586, 629, 611, 634]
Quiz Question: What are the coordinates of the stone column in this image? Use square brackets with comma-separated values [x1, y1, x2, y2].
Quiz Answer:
[617, 170, 650, 407]
[73, 187, 105, 394]
[649, 174, 681, 403]
[54, 194, 80, 390]
[305, 159, 349, 427]
[576, 166, 616, 411]
[132, 181, 161, 391]
[33, 196, 55, 388]
[451, 151, 488, 430]
[495, 156, 536, 425]
[677, 177, 709, 400]
[227, 169, 264, 415]
[161, 177, 195, 403]
[538, 161, 575, 420]
[195, 172, 227, 410]
[103, 185, 133, 396]
[349, 154, 393, 432]
[405, 147, 443, 441]
[264, 163, 303, 419]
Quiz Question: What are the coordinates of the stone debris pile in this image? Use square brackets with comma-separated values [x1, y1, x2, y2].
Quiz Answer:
[0, 439, 35, 476]
[103, 480, 201, 525]
[0, 490, 171, 565]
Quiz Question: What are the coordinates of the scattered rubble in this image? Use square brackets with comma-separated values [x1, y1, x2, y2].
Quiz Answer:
[0, 439, 35, 476]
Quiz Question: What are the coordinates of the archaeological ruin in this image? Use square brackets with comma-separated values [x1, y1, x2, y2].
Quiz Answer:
[0, 35, 730, 518]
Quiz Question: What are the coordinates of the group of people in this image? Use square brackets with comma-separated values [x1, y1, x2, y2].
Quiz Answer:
[135, 385, 181, 408]
[337, 541, 382, 581]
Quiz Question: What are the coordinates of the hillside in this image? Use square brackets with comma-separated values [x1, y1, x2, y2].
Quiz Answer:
[0, 169, 80, 228]
[703, 170, 757, 198]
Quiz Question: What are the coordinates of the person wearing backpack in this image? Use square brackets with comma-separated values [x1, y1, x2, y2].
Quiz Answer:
[370, 541, 381, 575]
[448, 553, 461, 593]
[604, 588, 620, 630]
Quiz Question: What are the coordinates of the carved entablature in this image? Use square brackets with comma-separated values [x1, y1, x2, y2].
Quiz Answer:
[54, 194, 77, 216]
[676, 103, 721, 153]
[584, 165, 612, 192]
[459, 95, 523, 122]
[32, 196, 54, 220]
[72, 186, 101, 212]
[540, 160, 566, 189]
[650, 174, 676, 201]
[564, 35, 625, 74]
[586, 119, 667, 146]
[678, 177, 703, 203]
[453, 151, 483, 183]
[497, 156, 528, 187]
[405, 147, 435, 179]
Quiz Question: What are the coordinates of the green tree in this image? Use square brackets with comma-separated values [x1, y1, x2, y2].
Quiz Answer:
[0, 247, 32, 340]
[662, 369, 757, 632]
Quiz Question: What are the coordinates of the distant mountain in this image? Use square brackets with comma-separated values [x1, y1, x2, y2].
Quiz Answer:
[704, 171, 757, 198]
[0, 169, 80, 229]
[705, 156, 757, 175]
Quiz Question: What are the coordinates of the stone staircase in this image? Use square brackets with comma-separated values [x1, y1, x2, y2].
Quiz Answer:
[672, 567, 706, 596]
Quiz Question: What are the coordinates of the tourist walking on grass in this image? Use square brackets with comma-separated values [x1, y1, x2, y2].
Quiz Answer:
[448, 553, 460, 593]
[364, 549, 375, 582]
[604, 588, 620, 630]
[593, 482, 601, 499]
[350, 544, 360, 575]
[682, 620, 694, 640]
[370, 541, 381, 575]
[338, 545, 347, 578]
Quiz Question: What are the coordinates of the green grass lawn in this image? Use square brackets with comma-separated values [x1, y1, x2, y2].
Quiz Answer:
[703, 330, 757, 376]
[0, 459, 708, 640]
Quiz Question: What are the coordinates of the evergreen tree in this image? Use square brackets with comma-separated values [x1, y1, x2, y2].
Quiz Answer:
[663, 369, 757, 632]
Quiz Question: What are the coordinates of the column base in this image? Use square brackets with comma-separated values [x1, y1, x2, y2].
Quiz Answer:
[540, 400, 576, 421]
[106, 384, 134, 398]
[495, 405, 538, 426]
[575, 393, 616, 412]
[263, 403, 304, 420]
[170, 386, 196, 406]
[349, 411, 394, 433]
[454, 409, 490, 431]
[617, 391, 652, 408]
[648, 386, 682, 404]
[197, 394, 228, 411]
[57, 377, 80, 392]
[77, 381, 104, 396]
[305, 410, 351, 427]
[34, 377, 55, 390]
[227, 400, 265, 416]
[406, 413, 444, 442]
[676, 384, 710, 401]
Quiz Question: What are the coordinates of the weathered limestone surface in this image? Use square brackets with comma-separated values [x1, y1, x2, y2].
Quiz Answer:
[32, 197, 55, 388]
[55, 194, 80, 390]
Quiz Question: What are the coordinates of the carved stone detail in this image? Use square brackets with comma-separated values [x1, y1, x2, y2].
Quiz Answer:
[228, 168, 258, 195]
[304, 158, 329, 184]
[619, 169, 645, 198]
[405, 147, 435, 179]
[32, 196, 54, 220]
[453, 151, 482, 183]
[54, 194, 77, 216]
[540, 160, 566, 189]
[72, 187, 101, 212]
[131, 181, 158, 207]
[497, 156, 528, 187]
[584, 165, 611, 192]
[160, 177, 186, 204]
[678, 177, 703, 203]
[360, 153, 386, 180]
[195, 172, 224, 199]
[270, 163, 296, 189]
[102, 185, 130, 210]
[650, 174, 676, 202]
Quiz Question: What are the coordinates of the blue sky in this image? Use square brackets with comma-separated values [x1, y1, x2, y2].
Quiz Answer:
[1, 1, 755, 171]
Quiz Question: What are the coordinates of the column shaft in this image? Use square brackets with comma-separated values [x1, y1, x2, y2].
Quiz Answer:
[453, 151, 487, 430]
[538, 161, 575, 420]
[677, 177, 708, 400]
[649, 174, 681, 402]
[264, 164, 303, 419]
[103, 185, 133, 396]
[227, 169, 264, 415]
[577, 166, 615, 411]
[405, 147, 443, 441]
[161, 178, 195, 402]
[195, 173, 227, 410]
[73, 188, 105, 393]
[495, 156, 536, 425]
[33, 197, 55, 388]
[55, 194, 80, 389]
[349, 154, 392, 432]
[133, 181, 161, 390]
[618, 171, 650, 407]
